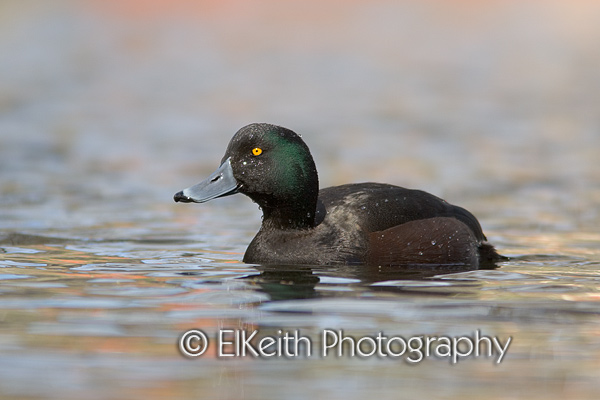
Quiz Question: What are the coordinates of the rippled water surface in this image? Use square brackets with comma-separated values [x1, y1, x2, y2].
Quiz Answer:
[2, 1, 600, 399]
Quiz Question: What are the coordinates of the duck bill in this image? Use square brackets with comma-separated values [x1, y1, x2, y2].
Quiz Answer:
[174, 158, 239, 203]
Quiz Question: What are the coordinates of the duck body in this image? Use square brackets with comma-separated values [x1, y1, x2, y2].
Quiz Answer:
[175, 123, 501, 268]
[245, 183, 493, 267]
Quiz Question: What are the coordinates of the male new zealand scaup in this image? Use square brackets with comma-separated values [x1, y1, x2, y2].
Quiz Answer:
[174, 123, 501, 268]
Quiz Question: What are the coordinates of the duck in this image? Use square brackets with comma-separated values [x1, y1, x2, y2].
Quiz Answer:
[174, 123, 501, 268]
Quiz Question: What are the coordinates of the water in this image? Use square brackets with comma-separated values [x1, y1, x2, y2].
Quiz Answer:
[1, 0, 600, 399]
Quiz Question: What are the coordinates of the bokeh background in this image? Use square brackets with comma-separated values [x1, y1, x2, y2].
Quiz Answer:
[1, 0, 600, 399]
[2, 0, 599, 229]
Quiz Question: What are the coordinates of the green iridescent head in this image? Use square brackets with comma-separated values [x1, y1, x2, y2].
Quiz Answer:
[175, 123, 319, 229]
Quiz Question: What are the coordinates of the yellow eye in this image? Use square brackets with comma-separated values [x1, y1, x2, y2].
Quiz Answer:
[252, 147, 263, 156]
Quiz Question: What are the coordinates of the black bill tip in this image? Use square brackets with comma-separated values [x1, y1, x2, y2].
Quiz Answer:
[173, 191, 191, 203]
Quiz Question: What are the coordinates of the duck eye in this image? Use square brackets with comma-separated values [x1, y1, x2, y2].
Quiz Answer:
[252, 147, 263, 156]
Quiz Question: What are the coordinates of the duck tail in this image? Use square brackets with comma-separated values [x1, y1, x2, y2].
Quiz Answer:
[478, 243, 508, 269]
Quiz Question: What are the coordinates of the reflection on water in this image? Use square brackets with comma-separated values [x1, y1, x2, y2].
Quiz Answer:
[1, 227, 600, 399]
[2, 0, 600, 399]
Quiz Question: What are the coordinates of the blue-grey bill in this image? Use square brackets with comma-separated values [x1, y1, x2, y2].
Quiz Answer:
[174, 158, 239, 203]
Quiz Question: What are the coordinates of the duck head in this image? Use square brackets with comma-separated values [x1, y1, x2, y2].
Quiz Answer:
[174, 123, 319, 229]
